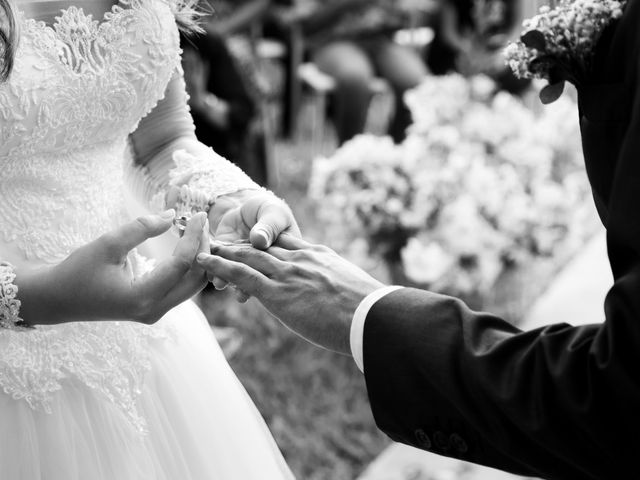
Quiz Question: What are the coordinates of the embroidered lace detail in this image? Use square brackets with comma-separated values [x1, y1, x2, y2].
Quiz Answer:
[0, 143, 126, 262]
[0, 262, 27, 330]
[0, 320, 176, 434]
[149, 148, 260, 216]
[0, 0, 183, 427]
[0, 0, 181, 262]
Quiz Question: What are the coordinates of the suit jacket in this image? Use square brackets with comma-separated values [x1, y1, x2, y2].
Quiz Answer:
[362, 2, 640, 479]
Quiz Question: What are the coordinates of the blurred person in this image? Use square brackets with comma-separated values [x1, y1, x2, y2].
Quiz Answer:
[197, 1, 640, 478]
[182, 0, 278, 185]
[276, 0, 430, 144]
[181, 30, 267, 183]
[427, 0, 530, 94]
[0, 0, 298, 477]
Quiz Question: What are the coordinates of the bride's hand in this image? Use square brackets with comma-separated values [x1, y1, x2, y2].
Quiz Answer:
[17, 211, 210, 326]
[209, 190, 301, 249]
[206, 190, 301, 294]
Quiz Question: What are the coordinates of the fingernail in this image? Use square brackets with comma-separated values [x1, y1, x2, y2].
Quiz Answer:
[160, 209, 175, 219]
[254, 228, 270, 245]
[197, 253, 208, 262]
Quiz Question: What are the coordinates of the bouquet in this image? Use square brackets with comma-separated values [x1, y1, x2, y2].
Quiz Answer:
[504, 0, 626, 103]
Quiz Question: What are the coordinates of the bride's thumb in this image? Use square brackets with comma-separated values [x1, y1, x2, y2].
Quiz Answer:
[249, 200, 297, 250]
[249, 221, 276, 250]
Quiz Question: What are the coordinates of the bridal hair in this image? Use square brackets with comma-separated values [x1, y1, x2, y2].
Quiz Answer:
[0, 0, 203, 82]
[0, 0, 17, 82]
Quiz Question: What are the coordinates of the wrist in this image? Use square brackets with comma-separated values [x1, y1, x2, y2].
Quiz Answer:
[14, 265, 60, 326]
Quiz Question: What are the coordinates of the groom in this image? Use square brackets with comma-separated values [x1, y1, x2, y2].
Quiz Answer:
[198, 3, 640, 479]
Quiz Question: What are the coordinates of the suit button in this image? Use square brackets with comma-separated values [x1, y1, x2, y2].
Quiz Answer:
[414, 429, 432, 449]
[433, 430, 450, 451]
[449, 433, 468, 454]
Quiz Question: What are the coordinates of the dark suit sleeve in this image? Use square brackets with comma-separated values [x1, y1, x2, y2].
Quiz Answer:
[362, 4, 640, 479]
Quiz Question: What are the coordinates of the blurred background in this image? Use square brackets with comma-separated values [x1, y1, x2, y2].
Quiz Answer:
[182, 0, 609, 478]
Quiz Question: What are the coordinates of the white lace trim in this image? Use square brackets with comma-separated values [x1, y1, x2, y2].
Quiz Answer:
[0, 262, 27, 330]
[0, 320, 176, 434]
[150, 148, 260, 216]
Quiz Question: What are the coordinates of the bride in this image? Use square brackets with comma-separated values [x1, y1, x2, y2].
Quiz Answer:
[0, 0, 298, 478]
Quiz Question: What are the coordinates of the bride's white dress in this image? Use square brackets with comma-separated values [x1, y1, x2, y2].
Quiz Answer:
[0, 1, 294, 478]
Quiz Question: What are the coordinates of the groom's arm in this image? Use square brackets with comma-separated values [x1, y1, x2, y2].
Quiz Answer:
[361, 4, 640, 477]
[197, 217, 639, 480]
[360, 287, 619, 479]
[196, 4, 640, 478]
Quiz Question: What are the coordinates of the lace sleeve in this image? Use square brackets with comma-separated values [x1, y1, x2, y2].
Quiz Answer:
[0, 262, 27, 330]
[126, 68, 260, 216]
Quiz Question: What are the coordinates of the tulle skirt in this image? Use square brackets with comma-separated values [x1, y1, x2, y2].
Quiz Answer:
[0, 301, 294, 480]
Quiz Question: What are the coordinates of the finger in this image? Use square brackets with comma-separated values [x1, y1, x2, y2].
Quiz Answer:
[209, 196, 241, 234]
[274, 233, 313, 251]
[100, 210, 175, 260]
[208, 241, 284, 276]
[172, 212, 208, 263]
[234, 289, 251, 303]
[149, 267, 208, 320]
[213, 206, 247, 244]
[196, 254, 271, 297]
[212, 277, 229, 290]
[248, 200, 299, 250]
[138, 213, 207, 297]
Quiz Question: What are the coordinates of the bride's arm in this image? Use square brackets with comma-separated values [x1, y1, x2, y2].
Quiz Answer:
[127, 69, 300, 249]
[5, 212, 209, 327]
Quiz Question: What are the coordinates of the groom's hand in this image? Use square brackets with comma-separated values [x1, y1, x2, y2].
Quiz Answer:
[196, 235, 384, 355]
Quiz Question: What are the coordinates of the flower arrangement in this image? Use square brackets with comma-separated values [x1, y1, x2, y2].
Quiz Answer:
[504, 0, 627, 103]
[310, 75, 593, 301]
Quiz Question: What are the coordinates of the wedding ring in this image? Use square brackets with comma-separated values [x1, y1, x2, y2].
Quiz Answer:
[172, 214, 190, 237]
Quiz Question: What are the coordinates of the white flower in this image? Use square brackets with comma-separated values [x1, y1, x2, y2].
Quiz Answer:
[309, 72, 590, 297]
[401, 238, 456, 285]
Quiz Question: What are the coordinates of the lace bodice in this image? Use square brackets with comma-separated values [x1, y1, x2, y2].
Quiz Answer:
[0, 0, 181, 264]
[0, 0, 184, 433]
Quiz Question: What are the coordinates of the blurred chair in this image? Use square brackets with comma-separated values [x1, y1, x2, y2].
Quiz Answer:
[297, 62, 393, 152]
[248, 23, 289, 187]
[273, 3, 436, 148]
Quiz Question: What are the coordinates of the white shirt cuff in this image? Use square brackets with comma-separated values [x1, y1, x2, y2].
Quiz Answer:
[350, 285, 403, 373]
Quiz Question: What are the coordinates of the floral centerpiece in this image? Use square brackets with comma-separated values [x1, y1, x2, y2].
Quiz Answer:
[310, 74, 593, 307]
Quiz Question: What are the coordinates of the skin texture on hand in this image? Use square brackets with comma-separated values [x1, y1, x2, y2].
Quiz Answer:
[17, 211, 210, 326]
[206, 190, 301, 292]
[196, 234, 385, 355]
[208, 190, 301, 248]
